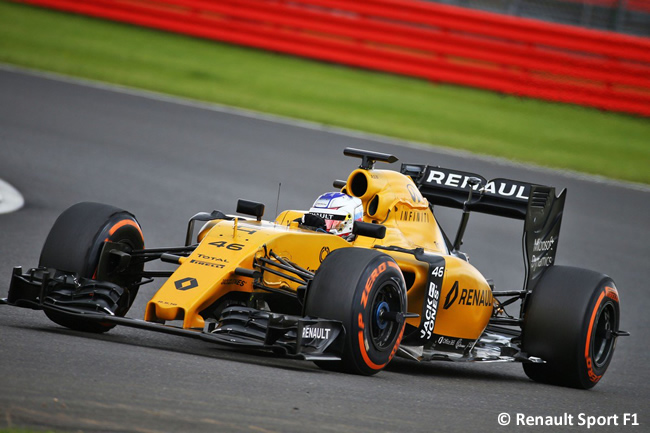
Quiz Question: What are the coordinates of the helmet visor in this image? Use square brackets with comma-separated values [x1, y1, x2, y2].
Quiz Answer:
[308, 210, 348, 233]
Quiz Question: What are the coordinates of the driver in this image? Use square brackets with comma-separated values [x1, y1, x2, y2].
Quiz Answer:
[302, 192, 363, 240]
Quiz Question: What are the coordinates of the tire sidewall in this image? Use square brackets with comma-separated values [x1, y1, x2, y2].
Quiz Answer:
[305, 248, 407, 375]
[92, 217, 144, 290]
[577, 282, 620, 389]
[346, 255, 406, 374]
[522, 266, 621, 389]
[102, 217, 144, 316]
[40, 205, 143, 284]
[39, 202, 144, 332]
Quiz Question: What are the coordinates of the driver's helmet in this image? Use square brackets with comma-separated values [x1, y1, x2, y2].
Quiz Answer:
[308, 192, 363, 237]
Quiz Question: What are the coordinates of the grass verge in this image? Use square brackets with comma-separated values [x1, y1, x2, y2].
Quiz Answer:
[1, 1, 648, 184]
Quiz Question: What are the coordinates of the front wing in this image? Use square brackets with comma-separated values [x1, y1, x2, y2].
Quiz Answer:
[2, 267, 344, 361]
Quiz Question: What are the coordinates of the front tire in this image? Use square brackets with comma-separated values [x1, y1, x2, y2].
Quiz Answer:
[39, 202, 144, 333]
[304, 248, 407, 375]
[521, 266, 622, 389]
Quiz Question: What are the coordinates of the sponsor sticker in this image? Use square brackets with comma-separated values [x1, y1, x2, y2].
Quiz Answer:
[424, 168, 530, 201]
[174, 277, 198, 291]
[302, 326, 332, 340]
[443, 281, 492, 309]
[189, 259, 225, 269]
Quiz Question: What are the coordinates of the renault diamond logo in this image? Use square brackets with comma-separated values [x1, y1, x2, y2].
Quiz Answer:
[175, 277, 198, 291]
[443, 281, 459, 309]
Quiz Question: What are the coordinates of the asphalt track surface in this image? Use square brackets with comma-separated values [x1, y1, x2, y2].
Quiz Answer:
[0, 68, 648, 433]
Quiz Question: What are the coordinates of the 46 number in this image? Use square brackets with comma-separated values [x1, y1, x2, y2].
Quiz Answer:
[209, 241, 245, 251]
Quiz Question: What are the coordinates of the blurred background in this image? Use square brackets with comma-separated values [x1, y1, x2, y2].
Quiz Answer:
[434, 0, 650, 36]
[1, 0, 649, 185]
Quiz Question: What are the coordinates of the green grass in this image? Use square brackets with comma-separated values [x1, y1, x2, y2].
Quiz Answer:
[1, 1, 649, 184]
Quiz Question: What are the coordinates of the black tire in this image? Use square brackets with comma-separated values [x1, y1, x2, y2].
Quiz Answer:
[521, 266, 622, 389]
[304, 248, 407, 375]
[39, 202, 144, 333]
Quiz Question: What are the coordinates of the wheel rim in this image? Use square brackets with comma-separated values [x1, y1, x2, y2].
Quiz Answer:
[369, 278, 403, 351]
[593, 303, 616, 368]
[374, 301, 390, 330]
[103, 225, 144, 286]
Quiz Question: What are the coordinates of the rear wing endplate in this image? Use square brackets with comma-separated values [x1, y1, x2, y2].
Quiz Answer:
[402, 164, 566, 291]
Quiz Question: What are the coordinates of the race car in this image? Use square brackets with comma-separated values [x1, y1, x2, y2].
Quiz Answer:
[2, 148, 628, 389]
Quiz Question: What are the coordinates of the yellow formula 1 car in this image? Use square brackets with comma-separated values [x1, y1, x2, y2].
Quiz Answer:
[2, 148, 628, 389]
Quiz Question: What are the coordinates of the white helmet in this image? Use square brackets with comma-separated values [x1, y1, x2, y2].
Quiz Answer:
[308, 192, 363, 237]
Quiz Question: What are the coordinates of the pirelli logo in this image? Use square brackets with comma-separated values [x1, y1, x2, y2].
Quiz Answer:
[189, 259, 225, 269]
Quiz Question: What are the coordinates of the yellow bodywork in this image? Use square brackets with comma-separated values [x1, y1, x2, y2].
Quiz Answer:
[345, 168, 493, 341]
[145, 167, 493, 343]
[145, 219, 350, 329]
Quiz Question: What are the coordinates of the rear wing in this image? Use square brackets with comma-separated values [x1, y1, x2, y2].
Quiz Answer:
[401, 164, 566, 291]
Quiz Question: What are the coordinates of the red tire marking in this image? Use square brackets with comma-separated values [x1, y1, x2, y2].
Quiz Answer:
[93, 219, 143, 280]
[605, 286, 619, 302]
[361, 261, 387, 308]
[358, 330, 387, 371]
[108, 219, 143, 238]
[357, 258, 404, 371]
[585, 291, 605, 383]
[388, 325, 405, 363]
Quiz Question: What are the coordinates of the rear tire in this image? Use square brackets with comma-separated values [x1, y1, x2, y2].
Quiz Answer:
[39, 202, 144, 333]
[521, 266, 622, 389]
[304, 248, 407, 375]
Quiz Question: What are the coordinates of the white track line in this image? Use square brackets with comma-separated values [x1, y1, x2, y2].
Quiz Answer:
[2, 63, 648, 193]
[0, 178, 25, 214]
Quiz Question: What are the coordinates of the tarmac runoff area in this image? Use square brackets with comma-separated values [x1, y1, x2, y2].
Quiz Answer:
[0, 179, 24, 214]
